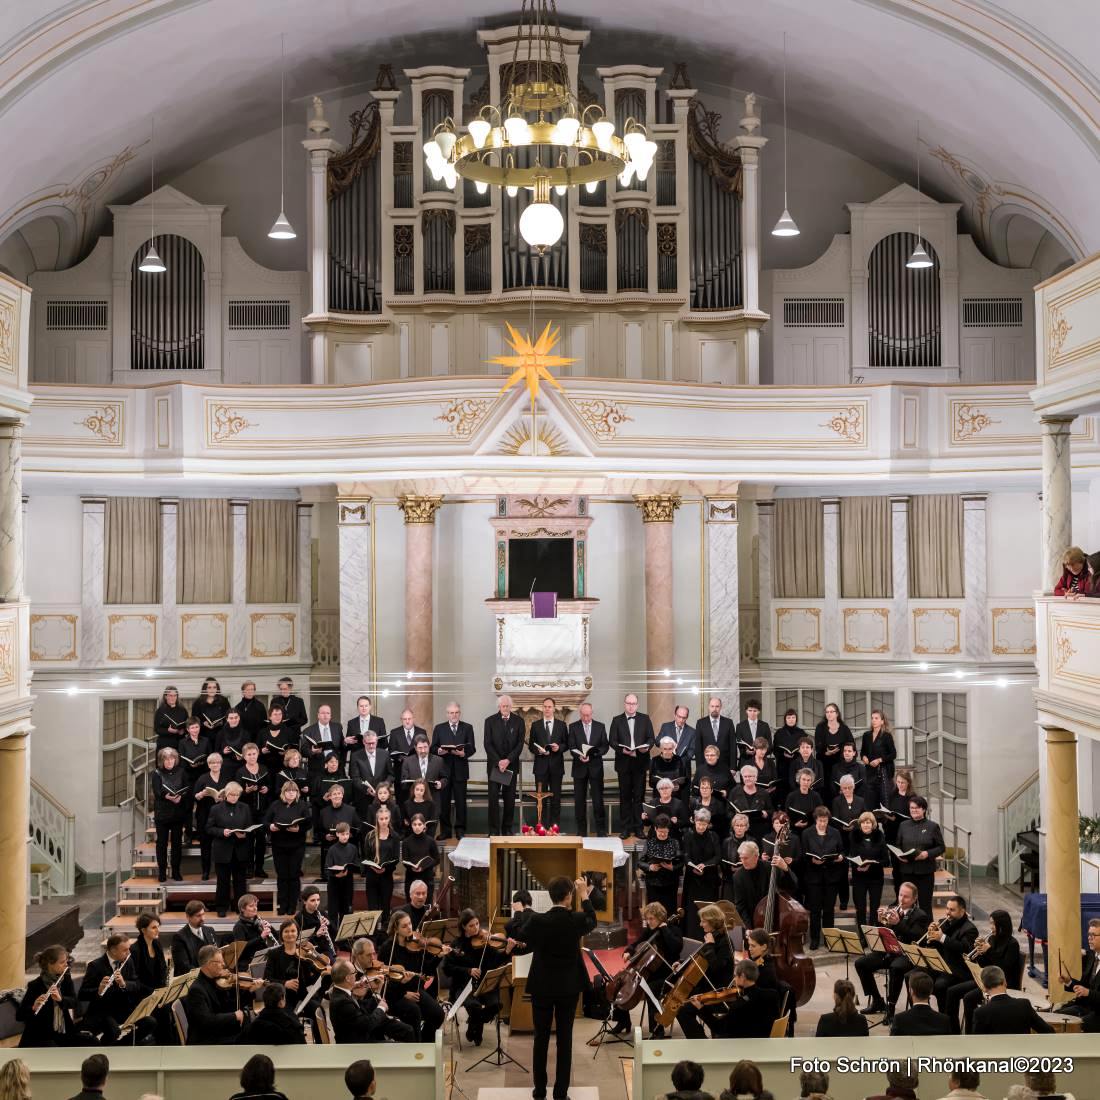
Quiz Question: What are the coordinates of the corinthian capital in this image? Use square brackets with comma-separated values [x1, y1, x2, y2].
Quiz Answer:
[634, 493, 681, 524]
[398, 494, 444, 525]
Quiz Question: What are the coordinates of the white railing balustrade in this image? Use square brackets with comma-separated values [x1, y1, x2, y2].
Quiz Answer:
[998, 770, 1039, 887]
[29, 778, 77, 896]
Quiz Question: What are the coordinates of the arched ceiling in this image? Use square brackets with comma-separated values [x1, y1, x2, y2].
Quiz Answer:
[1, 0, 1096, 274]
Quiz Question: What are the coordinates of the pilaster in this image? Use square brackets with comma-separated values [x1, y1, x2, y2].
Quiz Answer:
[338, 497, 373, 721]
[229, 500, 249, 662]
[822, 497, 841, 657]
[80, 497, 106, 666]
[704, 498, 739, 712]
[1043, 725, 1081, 1006]
[634, 494, 680, 721]
[297, 503, 314, 663]
[399, 495, 442, 726]
[757, 500, 775, 657]
[160, 499, 178, 663]
[890, 496, 911, 658]
[962, 494, 988, 660]
[1040, 416, 1075, 594]
[0, 422, 23, 601]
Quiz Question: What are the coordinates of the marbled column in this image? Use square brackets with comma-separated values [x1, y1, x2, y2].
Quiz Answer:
[399, 495, 442, 728]
[1041, 416, 1075, 593]
[890, 497, 910, 658]
[1043, 725, 1081, 1006]
[20, 496, 27, 599]
[0, 423, 24, 601]
[81, 498, 106, 666]
[0, 731, 28, 988]
[634, 494, 680, 723]
[705, 498, 740, 711]
[230, 501, 249, 662]
[297, 503, 314, 663]
[757, 500, 775, 657]
[302, 130, 341, 384]
[822, 498, 841, 657]
[159, 500, 179, 663]
[962, 494, 989, 660]
[732, 134, 766, 384]
[338, 498, 373, 721]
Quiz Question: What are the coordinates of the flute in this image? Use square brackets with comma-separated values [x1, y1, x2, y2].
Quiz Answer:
[98, 954, 131, 995]
[33, 966, 70, 1015]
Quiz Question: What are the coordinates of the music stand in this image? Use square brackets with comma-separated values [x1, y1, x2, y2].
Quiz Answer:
[823, 927, 864, 981]
[117, 987, 167, 1042]
[966, 958, 984, 984]
[859, 926, 900, 1031]
[337, 911, 382, 941]
[422, 917, 460, 942]
[467, 963, 526, 1073]
[219, 940, 249, 971]
[901, 943, 951, 975]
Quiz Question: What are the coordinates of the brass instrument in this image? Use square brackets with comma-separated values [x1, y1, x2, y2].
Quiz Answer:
[966, 936, 990, 961]
[915, 916, 950, 946]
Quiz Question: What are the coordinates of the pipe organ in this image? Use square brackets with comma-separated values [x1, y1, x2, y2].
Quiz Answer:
[129, 234, 205, 371]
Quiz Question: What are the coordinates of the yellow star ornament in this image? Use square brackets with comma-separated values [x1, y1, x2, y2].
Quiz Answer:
[489, 322, 577, 413]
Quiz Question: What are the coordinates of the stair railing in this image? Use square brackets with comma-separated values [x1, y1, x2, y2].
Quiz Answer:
[29, 778, 76, 896]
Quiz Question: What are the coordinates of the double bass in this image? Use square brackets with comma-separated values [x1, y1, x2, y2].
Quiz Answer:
[753, 820, 815, 1007]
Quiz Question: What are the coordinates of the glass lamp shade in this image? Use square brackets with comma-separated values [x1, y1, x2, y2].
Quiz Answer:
[623, 129, 646, 159]
[468, 118, 491, 149]
[634, 139, 659, 181]
[503, 116, 531, 146]
[506, 184, 519, 198]
[592, 118, 614, 151]
[434, 130, 457, 159]
[475, 179, 489, 194]
[138, 244, 166, 272]
[422, 140, 445, 181]
[441, 164, 458, 189]
[553, 116, 580, 145]
[554, 183, 568, 196]
[906, 241, 934, 268]
[771, 207, 800, 236]
[268, 210, 296, 239]
[519, 201, 564, 250]
[584, 179, 599, 194]
[618, 163, 636, 187]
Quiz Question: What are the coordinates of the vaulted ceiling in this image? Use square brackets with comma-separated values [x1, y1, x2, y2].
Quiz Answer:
[1, 0, 1096, 277]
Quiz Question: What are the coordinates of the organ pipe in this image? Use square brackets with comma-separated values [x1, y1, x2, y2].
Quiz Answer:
[130, 233, 204, 370]
[868, 232, 940, 367]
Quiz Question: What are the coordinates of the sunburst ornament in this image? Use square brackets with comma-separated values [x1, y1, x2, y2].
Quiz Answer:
[488, 321, 576, 456]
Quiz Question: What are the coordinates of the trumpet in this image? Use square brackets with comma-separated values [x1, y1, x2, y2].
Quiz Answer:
[876, 903, 901, 924]
[966, 936, 990, 961]
[916, 917, 950, 946]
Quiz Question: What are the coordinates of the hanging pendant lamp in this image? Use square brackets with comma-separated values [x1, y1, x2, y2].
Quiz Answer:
[139, 116, 166, 273]
[772, 32, 800, 237]
[907, 119, 933, 269]
[268, 33, 296, 239]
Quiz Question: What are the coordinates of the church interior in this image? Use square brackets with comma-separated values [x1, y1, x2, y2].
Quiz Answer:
[2, 0, 1100, 1097]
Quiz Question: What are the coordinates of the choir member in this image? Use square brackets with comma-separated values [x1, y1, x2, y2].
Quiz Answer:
[402, 778, 437, 833]
[609, 901, 683, 1037]
[216, 708, 248, 777]
[401, 737, 446, 819]
[18, 946, 78, 1047]
[345, 694, 387, 757]
[443, 910, 517, 1045]
[362, 805, 400, 922]
[641, 778, 685, 837]
[237, 742, 271, 877]
[151, 746, 189, 882]
[729, 765, 772, 841]
[568, 701, 608, 836]
[77, 935, 140, 1044]
[879, 768, 915, 846]
[681, 809, 721, 939]
[733, 699, 771, 767]
[747, 738, 778, 795]
[831, 773, 865, 910]
[388, 709, 423, 776]
[379, 909, 448, 1041]
[349, 731, 393, 818]
[328, 959, 413, 1043]
[484, 695, 525, 836]
[814, 702, 854, 788]
[784, 766, 823, 836]
[270, 677, 308, 739]
[233, 680, 268, 740]
[400, 813, 440, 901]
[265, 780, 308, 915]
[801, 807, 846, 950]
[894, 795, 945, 915]
[649, 737, 690, 796]
[361, 780, 399, 833]
[609, 693, 655, 840]
[183, 946, 244, 1044]
[319, 785, 362, 866]
[528, 696, 567, 828]
[431, 701, 475, 840]
[260, 704, 295, 765]
[695, 696, 734, 772]
[690, 775, 729, 841]
[787, 736, 824, 792]
[176, 720, 212, 791]
[656, 705, 696, 761]
[324, 820, 358, 934]
[640, 814, 682, 916]
[675, 906, 734, 1039]
[207, 781, 252, 917]
[276, 746, 309, 804]
[301, 704, 344, 799]
[171, 900, 217, 974]
[860, 708, 897, 809]
[721, 813, 753, 900]
[850, 811, 889, 934]
[854, 880, 928, 1017]
[950, 909, 1022, 1032]
[772, 709, 806, 803]
[922, 894, 978, 1021]
[832, 741, 866, 797]
[691, 743, 730, 801]
[193, 676, 230, 737]
[154, 685, 189, 751]
[262, 920, 327, 1020]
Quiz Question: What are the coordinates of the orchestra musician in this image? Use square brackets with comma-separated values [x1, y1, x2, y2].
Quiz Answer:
[730, 841, 773, 928]
[695, 697, 734, 773]
[529, 697, 568, 829]
[1057, 917, 1100, 1031]
[171, 900, 218, 974]
[183, 946, 246, 1044]
[362, 805, 400, 922]
[567, 701, 609, 837]
[506, 890, 536, 944]
[920, 894, 978, 1020]
[681, 809, 721, 939]
[484, 695, 525, 836]
[154, 685, 189, 751]
[233, 679, 268, 741]
[294, 887, 336, 960]
[701, 959, 780, 1039]
[77, 935, 141, 1045]
[262, 920, 329, 1022]
[233, 894, 274, 970]
[733, 699, 771, 768]
[236, 982, 306, 1045]
[379, 909, 449, 1042]
[207, 781, 252, 917]
[609, 693, 655, 840]
[675, 905, 734, 1039]
[854, 880, 928, 1019]
[443, 909, 518, 1046]
[397, 880, 432, 931]
[801, 807, 847, 951]
[328, 959, 415, 1043]
[948, 909, 1022, 1033]
[19, 945, 79, 1048]
[743, 927, 797, 1035]
[431, 701, 475, 841]
[264, 779, 308, 916]
[971, 965, 1054, 1035]
[130, 913, 169, 1004]
[640, 814, 682, 916]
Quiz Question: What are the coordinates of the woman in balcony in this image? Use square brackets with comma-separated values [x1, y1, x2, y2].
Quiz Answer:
[1055, 546, 1093, 597]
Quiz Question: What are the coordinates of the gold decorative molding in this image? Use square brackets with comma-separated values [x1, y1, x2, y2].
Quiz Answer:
[107, 614, 157, 661]
[398, 494, 443, 525]
[635, 493, 681, 524]
[953, 403, 1000, 441]
[507, 678, 588, 689]
[0, 618, 15, 686]
[497, 616, 505, 657]
[571, 398, 633, 441]
[1048, 304, 1072, 363]
[991, 606, 1036, 656]
[338, 501, 371, 525]
[821, 405, 863, 443]
[75, 403, 121, 444]
[512, 496, 571, 518]
[912, 607, 962, 655]
[180, 612, 229, 661]
[842, 607, 890, 654]
[498, 421, 569, 457]
[775, 607, 822, 653]
[210, 404, 256, 444]
[30, 613, 77, 662]
[1054, 622, 1077, 674]
[493, 676, 504, 692]
[707, 500, 738, 522]
[582, 616, 589, 659]
[250, 612, 296, 658]
[435, 397, 493, 440]
[0, 296, 16, 373]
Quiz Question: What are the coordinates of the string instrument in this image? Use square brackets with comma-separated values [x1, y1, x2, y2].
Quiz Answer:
[425, 874, 456, 920]
[366, 963, 410, 984]
[297, 940, 332, 973]
[216, 971, 265, 991]
[468, 930, 522, 951]
[754, 821, 815, 1007]
[654, 951, 708, 1027]
[403, 932, 450, 957]
[691, 984, 742, 1009]
[606, 909, 683, 1010]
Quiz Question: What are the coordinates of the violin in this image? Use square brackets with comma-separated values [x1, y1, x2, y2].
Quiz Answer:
[606, 908, 683, 1011]
[298, 941, 332, 973]
[468, 931, 522, 951]
[363, 963, 410, 983]
[691, 984, 742, 1008]
[216, 971, 266, 991]
[403, 931, 451, 956]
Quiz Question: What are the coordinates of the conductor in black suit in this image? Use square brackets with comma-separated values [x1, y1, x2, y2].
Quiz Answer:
[609, 694, 655, 839]
[696, 696, 735, 772]
[972, 965, 1054, 1034]
[568, 702, 609, 836]
[529, 697, 568, 828]
[484, 695, 525, 835]
[431, 701, 476, 839]
[524, 876, 597, 1100]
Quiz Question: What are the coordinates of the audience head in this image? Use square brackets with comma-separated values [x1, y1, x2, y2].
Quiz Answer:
[799, 1069, 829, 1099]
[906, 969, 933, 1003]
[1063, 546, 1086, 574]
[261, 982, 286, 1011]
[0, 1058, 31, 1100]
[948, 1069, 980, 1092]
[239, 1054, 275, 1095]
[1024, 1069, 1059, 1095]
[832, 978, 858, 1020]
[345, 1060, 376, 1099]
[670, 1061, 704, 1095]
[886, 1069, 918, 1092]
[80, 1054, 109, 1091]
[728, 1061, 764, 1097]
[980, 965, 1006, 993]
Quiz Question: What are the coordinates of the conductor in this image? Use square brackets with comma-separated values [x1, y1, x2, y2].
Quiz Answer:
[523, 875, 598, 1100]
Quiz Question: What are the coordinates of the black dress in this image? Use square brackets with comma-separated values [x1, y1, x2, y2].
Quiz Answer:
[192, 694, 231, 738]
[154, 701, 190, 751]
[379, 935, 447, 1041]
[641, 834, 682, 916]
[860, 727, 897, 807]
[680, 829, 721, 938]
[262, 949, 327, 1017]
[362, 831, 401, 918]
[443, 935, 508, 1042]
[816, 1010, 869, 1036]
[849, 828, 890, 930]
[399, 832, 440, 899]
[264, 799, 309, 915]
[801, 827, 846, 948]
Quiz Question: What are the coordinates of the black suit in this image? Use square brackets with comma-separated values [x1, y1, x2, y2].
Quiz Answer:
[529, 717, 568, 827]
[343, 712, 387, 756]
[237, 1006, 306, 1044]
[77, 955, 141, 1042]
[567, 719, 608, 835]
[485, 711, 526, 834]
[184, 971, 243, 1044]
[400, 753, 447, 817]
[854, 903, 929, 1009]
[972, 992, 1054, 1034]
[1061, 949, 1100, 1029]
[329, 985, 414, 1043]
[696, 714, 735, 771]
[524, 899, 598, 1100]
[170, 923, 217, 975]
[387, 724, 423, 773]
[301, 721, 344, 771]
[733, 718, 772, 766]
[431, 720, 476, 837]
[714, 983, 780, 1038]
[348, 748, 393, 816]
[889, 1002, 953, 1035]
[608, 711, 655, 836]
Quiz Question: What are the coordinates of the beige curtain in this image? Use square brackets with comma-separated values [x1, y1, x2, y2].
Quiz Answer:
[247, 499, 298, 603]
[177, 499, 232, 603]
[908, 494, 964, 598]
[840, 496, 892, 599]
[104, 497, 161, 604]
[774, 498, 825, 598]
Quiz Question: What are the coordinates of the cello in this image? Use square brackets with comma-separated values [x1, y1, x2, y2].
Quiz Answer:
[753, 819, 815, 1007]
[605, 908, 683, 1011]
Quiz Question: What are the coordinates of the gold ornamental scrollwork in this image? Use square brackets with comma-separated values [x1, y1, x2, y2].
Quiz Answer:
[1049, 304, 1072, 362]
[211, 404, 255, 443]
[954, 403, 1000, 441]
[497, 617, 505, 657]
[1054, 622, 1077, 674]
[707, 501, 737, 523]
[0, 297, 16, 371]
[514, 496, 571, 518]
[821, 405, 863, 443]
[339, 502, 370, 525]
[635, 494, 681, 524]
[498, 420, 568, 457]
[76, 404, 121, 443]
[435, 397, 494, 440]
[572, 398, 633, 441]
[398, 495, 443, 525]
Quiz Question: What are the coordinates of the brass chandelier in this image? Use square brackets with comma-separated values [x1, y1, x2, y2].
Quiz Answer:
[422, 0, 658, 251]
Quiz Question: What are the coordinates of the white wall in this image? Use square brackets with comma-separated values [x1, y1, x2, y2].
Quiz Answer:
[25, 493, 83, 605]
[987, 491, 1042, 596]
